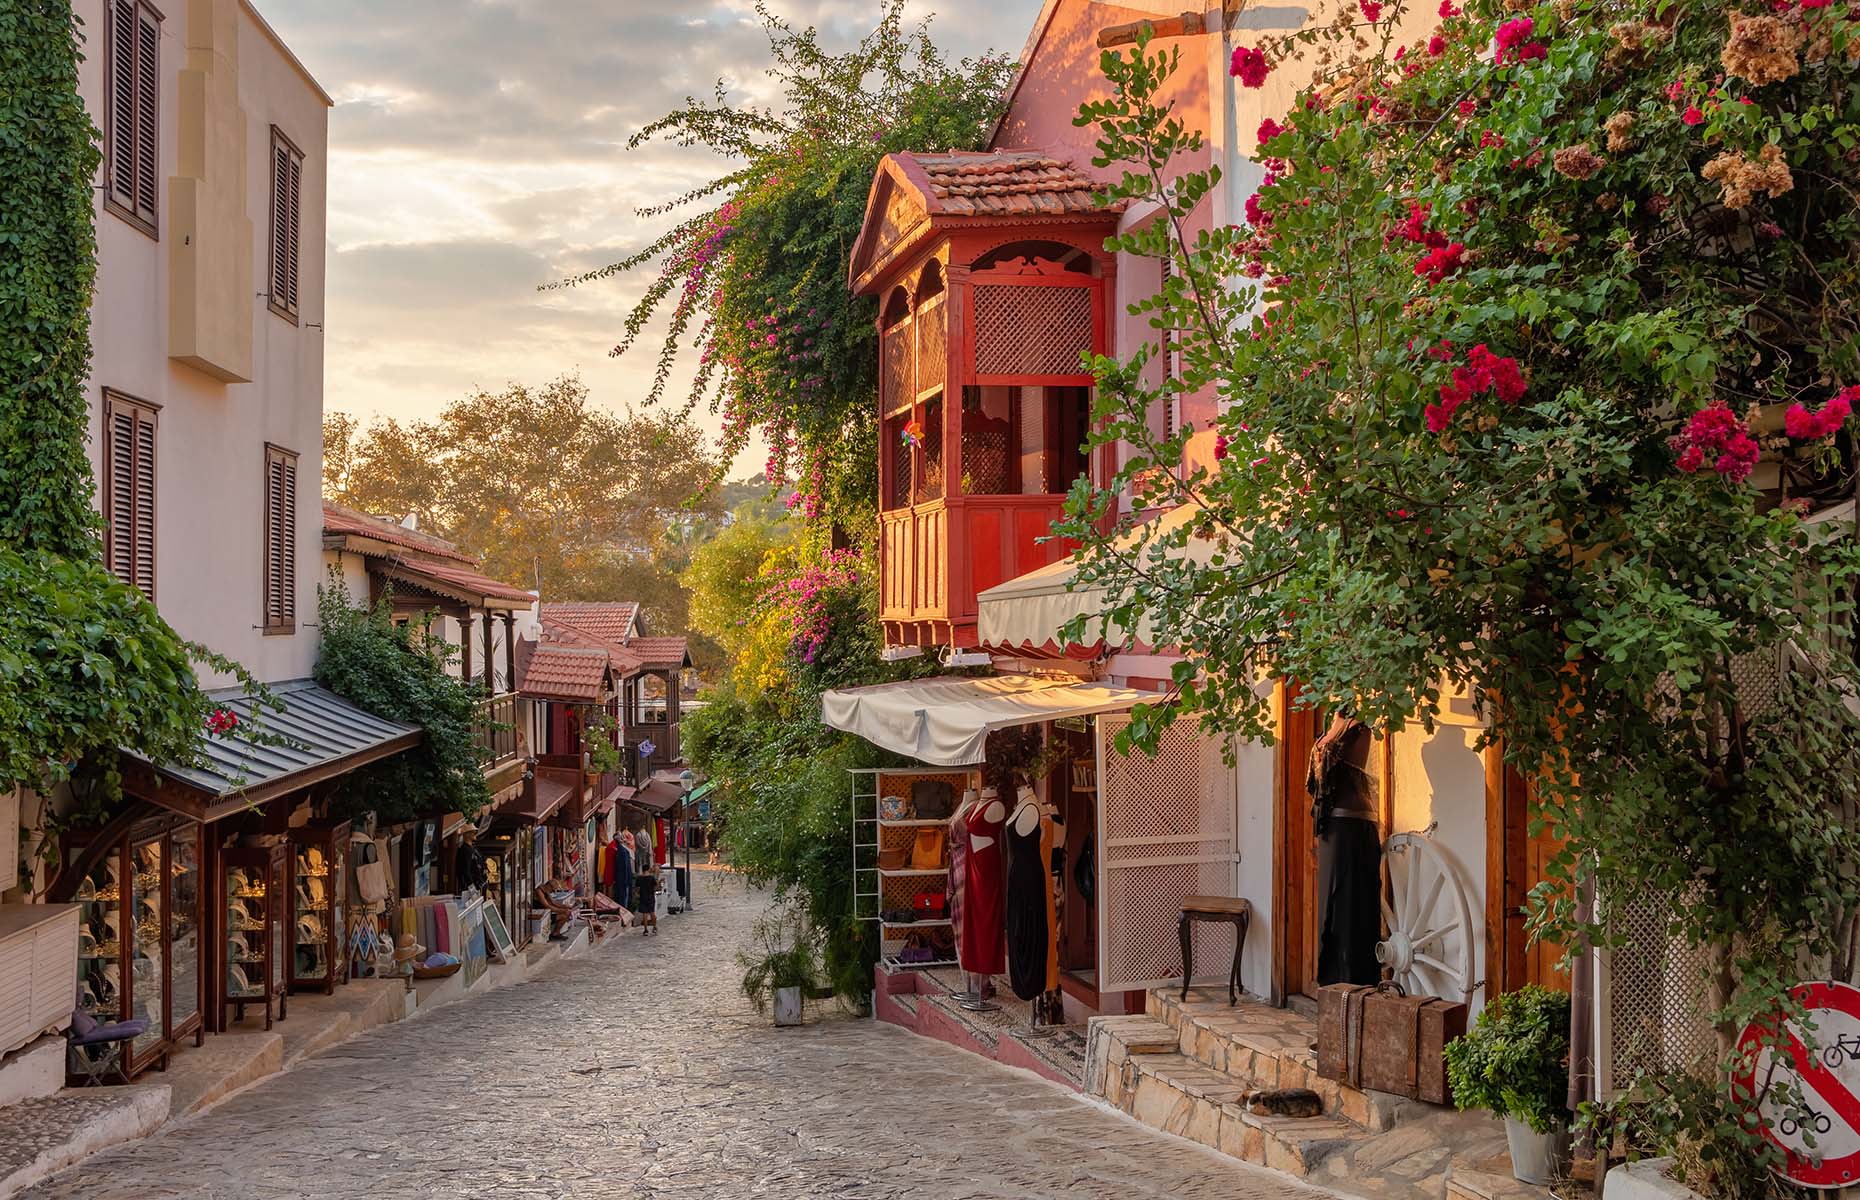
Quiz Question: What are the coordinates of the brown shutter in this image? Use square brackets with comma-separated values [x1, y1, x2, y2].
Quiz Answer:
[103, 391, 158, 600]
[133, 6, 159, 225]
[269, 129, 303, 322]
[264, 445, 298, 630]
[108, 0, 137, 209]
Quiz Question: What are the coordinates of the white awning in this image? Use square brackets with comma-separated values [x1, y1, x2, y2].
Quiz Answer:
[820, 674, 1163, 766]
[977, 503, 1218, 653]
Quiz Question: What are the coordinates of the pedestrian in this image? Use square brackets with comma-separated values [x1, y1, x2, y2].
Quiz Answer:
[533, 873, 576, 941]
[634, 823, 658, 937]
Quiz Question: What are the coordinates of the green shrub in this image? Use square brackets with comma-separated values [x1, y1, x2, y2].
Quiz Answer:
[1445, 985, 1573, 1134]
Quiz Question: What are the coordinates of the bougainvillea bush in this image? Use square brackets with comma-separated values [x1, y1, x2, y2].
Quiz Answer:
[558, 2, 1014, 530]
[1065, 2, 1860, 1188]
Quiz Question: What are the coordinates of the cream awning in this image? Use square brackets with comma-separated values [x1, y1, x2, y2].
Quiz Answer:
[820, 674, 1163, 766]
[977, 503, 1218, 653]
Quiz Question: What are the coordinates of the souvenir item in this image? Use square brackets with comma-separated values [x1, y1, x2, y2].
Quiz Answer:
[1316, 982, 1466, 1105]
[909, 827, 946, 870]
[879, 794, 910, 821]
[910, 780, 956, 820]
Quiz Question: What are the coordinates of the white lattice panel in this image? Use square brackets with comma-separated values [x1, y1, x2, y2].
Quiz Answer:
[1097, 713, 1238, 992]
[1596, 888, 1717, 1097]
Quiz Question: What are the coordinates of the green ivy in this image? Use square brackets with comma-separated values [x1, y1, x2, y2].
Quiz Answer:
[312, 580, 491, 824]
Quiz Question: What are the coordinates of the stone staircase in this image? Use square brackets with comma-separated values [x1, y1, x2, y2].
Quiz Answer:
[1085, 988, 1548, 1200]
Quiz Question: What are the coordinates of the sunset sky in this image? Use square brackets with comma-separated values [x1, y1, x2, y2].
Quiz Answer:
[257, 0, 1044, 477]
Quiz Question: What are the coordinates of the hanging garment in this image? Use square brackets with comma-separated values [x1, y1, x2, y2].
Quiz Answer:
[946, 807, 970, 959]
[959, 800, 1006, 976]
[1309, 741, 1383, 987]
[1004, 805, 1055, 1001]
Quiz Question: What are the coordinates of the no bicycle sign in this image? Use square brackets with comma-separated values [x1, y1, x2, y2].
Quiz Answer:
[1734, 981, 1860, 1188]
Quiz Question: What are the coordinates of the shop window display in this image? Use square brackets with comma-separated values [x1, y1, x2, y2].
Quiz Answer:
[223, 843, 289, 1029]
[288, 822, 349, 994]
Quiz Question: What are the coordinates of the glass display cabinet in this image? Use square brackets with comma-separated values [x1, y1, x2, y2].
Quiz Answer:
[67, 813, 204, 1083]
[288, 821, 349, 994]
[222, 843, 289, 1029]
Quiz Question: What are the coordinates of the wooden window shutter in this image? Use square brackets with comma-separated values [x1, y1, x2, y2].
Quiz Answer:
[106, 1, 160, 235]
[1158, 256, 1178, 442]
[264, 445, 298, 631]
[268, 128, 303, 321]
[103, 390, 158, 599]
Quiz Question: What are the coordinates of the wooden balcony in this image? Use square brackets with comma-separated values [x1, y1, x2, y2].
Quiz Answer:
[879, 493, 1075, 648]
[473, 692, 519, 768]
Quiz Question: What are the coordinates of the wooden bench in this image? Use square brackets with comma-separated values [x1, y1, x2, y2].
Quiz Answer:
[1179, 895, 1252, 1004]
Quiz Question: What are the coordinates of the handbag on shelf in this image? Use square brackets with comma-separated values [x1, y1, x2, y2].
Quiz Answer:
[353, 837, 389, 904]
[878, 846, 909, 871]
[912, 890, 947, 920]
[910, 780, 956, 820]
[909, 828, 946, 870]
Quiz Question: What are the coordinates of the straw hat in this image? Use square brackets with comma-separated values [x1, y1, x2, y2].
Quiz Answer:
[392, 932, 424, 963]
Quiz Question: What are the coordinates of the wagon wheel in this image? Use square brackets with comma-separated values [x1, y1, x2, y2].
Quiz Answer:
[1377, 832, 1475, 1002]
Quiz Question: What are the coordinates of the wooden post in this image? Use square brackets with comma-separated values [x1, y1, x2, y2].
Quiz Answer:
[504, 611, 517, 694]
[482, 610, 495, 690]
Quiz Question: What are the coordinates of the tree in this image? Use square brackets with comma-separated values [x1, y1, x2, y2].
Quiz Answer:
[323, 375, 718, 630]
[682, 505, 796, 669]
[1068, 5, 1860, 1188]
[555, 1, 1015, 532]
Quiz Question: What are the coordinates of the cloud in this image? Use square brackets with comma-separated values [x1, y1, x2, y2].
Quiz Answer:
[256, 0, 1046, 471]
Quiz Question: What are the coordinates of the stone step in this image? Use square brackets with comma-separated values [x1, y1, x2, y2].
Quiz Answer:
[1105, 1051, 1368, 1181]
[1082, 1015, 1179, 1097]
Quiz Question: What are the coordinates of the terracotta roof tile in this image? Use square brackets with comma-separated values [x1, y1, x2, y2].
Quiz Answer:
[539, 617, 643, 677]
[540, 602, 639, 644]
[625, 636, 690, 671]
[517, 644, 608, 703]
[380, 556, 534, 605]
[323, 501, 477, 565]
[905, 151, 1106, 218]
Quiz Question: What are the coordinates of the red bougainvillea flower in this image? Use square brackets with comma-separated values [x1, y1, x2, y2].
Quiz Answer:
[1360, 0, 1384, 21]
[1257, 117, 1286, 145]
[1231, 45, 1270, 87]
[1682, 105, 1705, 125]
[1423, 345, 1526, 432]
[1439, 0, 1461, 14]
[1428, 34, 1448, 55]
[1214, 434, 1230, 461]
[1458, 99, 1478, 118]
[205, 707, 240, 736]
[1666, 78, 1687, 100]
[1391, 202, 1446, 247]
[1414, 242, 1467, 284]
[1673, 403, 1760, 481]
[1480, 129, 1506, 148]
[1245, 193, 1272, 226]
[1784, 390, 1855, 439]
[1801, 0, 1830, 8]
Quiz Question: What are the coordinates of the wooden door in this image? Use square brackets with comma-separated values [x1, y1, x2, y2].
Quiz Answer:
[1485, 752, 1569, 995]
[1280, 702, 1321, 1000]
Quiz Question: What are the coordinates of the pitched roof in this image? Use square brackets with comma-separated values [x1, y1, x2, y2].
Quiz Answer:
[626, 636, 691, 671]
[375, 556, 534, 607]
[539, 616, 643, 678]
[516, 644, 609, 703]
[540, 602, 639, 644]
[902, 151, 1105, 218]
[322, 501, 476, 565]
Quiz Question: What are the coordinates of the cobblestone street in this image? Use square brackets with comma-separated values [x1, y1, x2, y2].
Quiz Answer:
[26, 873, 1322, 1199]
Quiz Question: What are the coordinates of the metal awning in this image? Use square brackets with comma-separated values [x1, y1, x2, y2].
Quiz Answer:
[630, 779, 684, 815]
[820, 674, 1163, 767]
[497, 772, 575, 825]
[976, 503, 1219, 655]
[121, 680, 422, 823]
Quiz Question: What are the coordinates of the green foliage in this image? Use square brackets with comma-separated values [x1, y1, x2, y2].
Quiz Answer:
[1069, 7, 1860, 1183]
[1445, 985, 1573, 1134]
[312, 579, 491, 824]
[737, 898, 824, 1014]
[0, 3, 263, 805]
[581, 705, 624, 779]
[557, 1, 1014, 530]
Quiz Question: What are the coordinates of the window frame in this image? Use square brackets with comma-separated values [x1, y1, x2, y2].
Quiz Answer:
[102, 389, 160, 599]
[103, 0, 163, 239]
[262, 443, 299, 634]
[267, 126, 305, 324]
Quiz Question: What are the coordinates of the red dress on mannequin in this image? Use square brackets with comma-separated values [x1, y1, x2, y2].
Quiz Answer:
[959, 799, 1006, 975]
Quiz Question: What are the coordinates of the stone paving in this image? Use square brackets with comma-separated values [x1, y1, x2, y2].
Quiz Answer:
[22, 872, 1325, 1199]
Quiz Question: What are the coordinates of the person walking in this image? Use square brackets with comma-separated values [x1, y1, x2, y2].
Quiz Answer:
[634, 823, 658, 937]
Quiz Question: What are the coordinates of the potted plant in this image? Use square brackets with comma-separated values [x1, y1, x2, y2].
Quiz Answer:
[1444, 984, 1574, 1184]
[739, 904, 821, 1027]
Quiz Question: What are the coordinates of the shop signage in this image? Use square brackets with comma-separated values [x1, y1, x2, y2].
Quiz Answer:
[1734, 980, 1860, 1188]
[696, 799, 712, 822]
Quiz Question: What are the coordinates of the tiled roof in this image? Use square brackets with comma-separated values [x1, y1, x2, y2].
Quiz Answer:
[903, 151, 1105, 217]
[516, 644, 609, 703]
[379, 556, 534, 606]
[323, 501, 476, 565]
[541, 602, 638, 644]
[626, 636, 690, 671]
[539, 617, 643, 677]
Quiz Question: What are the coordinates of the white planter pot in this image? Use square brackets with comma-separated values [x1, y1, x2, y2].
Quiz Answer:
[773, 985, 804, 1027]
[1506, 1116, 1573, 1185]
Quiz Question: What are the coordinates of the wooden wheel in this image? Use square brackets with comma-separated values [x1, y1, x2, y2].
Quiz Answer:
[1377, 832, 1475, 1002]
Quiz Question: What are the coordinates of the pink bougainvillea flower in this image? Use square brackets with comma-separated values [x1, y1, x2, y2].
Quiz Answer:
[1784, 391, 1854, 439]
[1257, 117, 1286, 145]
[1495, 16, 1533, 51]
[1676, 444, 1706, 472]
[1414, 242, 1467, 284]
[1801, 0, 1829, 8]
[1666, 78, 1687, 100]
[1245, 192, 1272, 226]
[1682, 105, 1705, 125]
[1231, 45, 1270, 87]
[1512, 41, 1547, 62]
[1439, 0, 1461, 15]
[1428, 34, 1448, 55]
[1214, 434, 1230, 461]
[1360, 0, 1384, 20]
[1673, 403, 1760, 480]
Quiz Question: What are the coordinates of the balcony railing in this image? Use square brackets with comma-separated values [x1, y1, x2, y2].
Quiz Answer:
[473, 692, 519, 768]
[879, 494, 1075, 645]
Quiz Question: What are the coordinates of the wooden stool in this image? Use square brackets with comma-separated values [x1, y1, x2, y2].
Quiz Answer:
[1179, 895, 1251, 1004]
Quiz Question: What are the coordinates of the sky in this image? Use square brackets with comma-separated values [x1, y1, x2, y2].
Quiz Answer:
[258, 0, 1046, 477]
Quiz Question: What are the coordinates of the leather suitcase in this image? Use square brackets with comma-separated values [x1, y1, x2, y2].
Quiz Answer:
[1317, 982, 1467, 1104]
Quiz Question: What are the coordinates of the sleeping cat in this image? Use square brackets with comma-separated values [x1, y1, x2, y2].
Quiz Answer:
[1243, 1088, 1325, 1118]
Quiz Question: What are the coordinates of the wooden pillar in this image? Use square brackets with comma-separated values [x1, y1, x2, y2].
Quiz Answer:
[482, 610, 495, 691]
[504, 611, 517, 694]
[460, 609, 473, 682]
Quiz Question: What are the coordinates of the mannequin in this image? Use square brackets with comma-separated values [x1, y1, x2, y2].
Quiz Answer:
[1306, 713, 1382, 986]
[947, 788, 979, 1000]
[958, 786, 1007, 1009]
[1004, 785, 1060, 1005]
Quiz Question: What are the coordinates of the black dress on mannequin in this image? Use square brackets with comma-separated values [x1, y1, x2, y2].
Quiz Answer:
[1308, 717, 1383, 986]
[1004, 812, 1049, 1002]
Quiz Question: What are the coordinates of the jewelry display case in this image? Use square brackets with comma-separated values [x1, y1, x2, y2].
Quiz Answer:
[222, 843, 289, 1029]
[288, 822, 349, 994]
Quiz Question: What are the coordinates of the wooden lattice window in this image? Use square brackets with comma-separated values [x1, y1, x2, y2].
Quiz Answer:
[884, 413, 913, 510]
[915, 397, 944, 504]
[916, 294, 947, 397]
[961, 387, 1015, 495]
[1158, 255, 1179, 440]
[268, 127, 304, 323]
[263, 444, 298, 632]
[103, 390, 158, 598]
[106, 0, 161, 237]
[973, 285, 1094, 377]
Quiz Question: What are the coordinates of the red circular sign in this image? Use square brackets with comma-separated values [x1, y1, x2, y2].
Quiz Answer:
[1733, 981, 1860, 1189]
